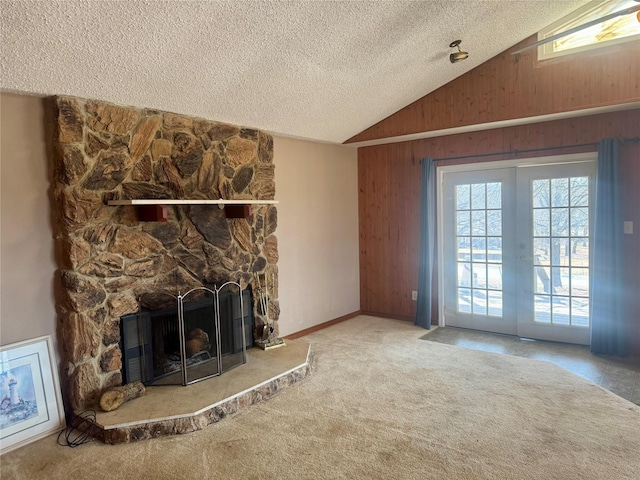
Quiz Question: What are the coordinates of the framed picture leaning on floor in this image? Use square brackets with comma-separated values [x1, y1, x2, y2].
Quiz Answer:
[0, 335, 65, 454]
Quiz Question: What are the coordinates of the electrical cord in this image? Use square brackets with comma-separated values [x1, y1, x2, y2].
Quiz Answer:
[56, 409, 98, 448]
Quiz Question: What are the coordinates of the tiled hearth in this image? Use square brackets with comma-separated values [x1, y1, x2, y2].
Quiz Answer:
[81, 340, 311, 444]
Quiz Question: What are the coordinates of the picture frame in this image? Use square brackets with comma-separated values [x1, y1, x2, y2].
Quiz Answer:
[0, 335, 65, 454]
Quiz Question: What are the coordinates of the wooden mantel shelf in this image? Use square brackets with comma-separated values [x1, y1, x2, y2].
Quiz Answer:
[108, 199, 278, 221]
[108, 199, 278, 206]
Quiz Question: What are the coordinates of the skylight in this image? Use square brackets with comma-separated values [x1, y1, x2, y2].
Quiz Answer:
[538, 0, 640, 59]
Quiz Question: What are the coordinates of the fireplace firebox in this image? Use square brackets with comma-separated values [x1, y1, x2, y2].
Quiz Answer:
[120, 284, 253, 386]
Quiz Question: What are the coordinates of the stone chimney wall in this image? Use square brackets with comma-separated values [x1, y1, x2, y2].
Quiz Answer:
[47, 96, 279, 411]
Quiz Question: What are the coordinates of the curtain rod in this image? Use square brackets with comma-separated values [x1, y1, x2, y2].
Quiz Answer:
[430, 137, 640, 163]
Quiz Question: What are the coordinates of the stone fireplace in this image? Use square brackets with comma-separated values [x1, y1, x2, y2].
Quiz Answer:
[46, 96, 281, 412]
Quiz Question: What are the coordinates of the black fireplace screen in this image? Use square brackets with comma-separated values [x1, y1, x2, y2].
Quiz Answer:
[120, 283, 253, 386]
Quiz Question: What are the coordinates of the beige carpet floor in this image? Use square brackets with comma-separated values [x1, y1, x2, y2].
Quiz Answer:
[2, 316, 639, 479]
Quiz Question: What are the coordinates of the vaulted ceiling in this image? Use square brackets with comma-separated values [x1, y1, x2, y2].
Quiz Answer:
[1, 0, 590, 143]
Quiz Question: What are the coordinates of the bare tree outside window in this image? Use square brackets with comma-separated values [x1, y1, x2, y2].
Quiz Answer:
[531, 176, 590, 326]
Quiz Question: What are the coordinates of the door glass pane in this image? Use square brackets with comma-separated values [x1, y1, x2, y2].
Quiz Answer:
[457, 211, 470, 235]
[534, 294, 551, 323]
[458, 262, 471, 287]
[488, 291, 502, 317]
[454, 181, 503, 319]
[473, 263, 487, 288]
[472, 290, 487, 315]
[458, 288, 471, 313]
[471, 237, 486, 261]
[552, 296, 570, 325]
[471, 184, 486, 209]
[457, 237, 470, 262]
[456, 184, 470, 209]
[533, 179, 549, 207]
[531, 175, 591, 328]
[570, 177, 588, 206]
[486, 183, 501, 209]
[535, 266, 551, 294]
[570, 267, 589, 297]
[487, 237, 502, 263]
[534, 238, 550, 265]
[553, 267, 570, 296]
[472, 210, 486, 235]
[487, 210, 501, 236]
[571, 297, 589, 327]
[551, 208, 569, 236]
[551, 239, 569, 266]
[571, 207, 589, 236]
[571, 238, 589, 265]
[551, 178, 569, 206]
[488, 264, 502, 290]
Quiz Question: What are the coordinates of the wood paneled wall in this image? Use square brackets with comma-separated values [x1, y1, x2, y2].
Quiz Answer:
[358, 110, 640, 348]
[347, 35, 640, 143]
[358, 141, 419, 320]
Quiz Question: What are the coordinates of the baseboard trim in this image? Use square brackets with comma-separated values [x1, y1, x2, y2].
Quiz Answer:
[360, 311, 414, 322]
[284, 310, 362, 339]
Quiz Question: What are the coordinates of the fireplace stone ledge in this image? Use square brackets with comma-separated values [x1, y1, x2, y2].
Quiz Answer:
[76, 340, 311, 444]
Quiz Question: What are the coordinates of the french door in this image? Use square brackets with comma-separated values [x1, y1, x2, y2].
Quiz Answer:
[442, 159, 595, 345]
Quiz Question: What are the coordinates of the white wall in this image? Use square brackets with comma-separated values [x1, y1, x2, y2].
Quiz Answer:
[273, 136, 360, 336]
[0, 93, 58, 349]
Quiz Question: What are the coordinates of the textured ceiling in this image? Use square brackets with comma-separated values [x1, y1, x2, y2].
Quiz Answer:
[1, 0, 590, 143]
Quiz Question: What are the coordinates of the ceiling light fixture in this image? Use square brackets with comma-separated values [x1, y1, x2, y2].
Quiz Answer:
[449, 40, 469, 63]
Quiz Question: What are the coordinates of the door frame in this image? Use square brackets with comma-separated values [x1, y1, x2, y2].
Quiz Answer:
[436, 152, 598, 329]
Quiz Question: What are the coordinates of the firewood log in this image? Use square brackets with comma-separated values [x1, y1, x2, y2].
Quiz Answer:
[99, 381, 146, 412]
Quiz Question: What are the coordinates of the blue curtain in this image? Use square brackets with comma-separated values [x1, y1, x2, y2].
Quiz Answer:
[415, 158, 435, 329]
[590, 139, 627, 355]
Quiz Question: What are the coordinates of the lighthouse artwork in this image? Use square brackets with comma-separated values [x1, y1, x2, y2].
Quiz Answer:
[0, 364, 39, 429]
[0, 336, 65, 454]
